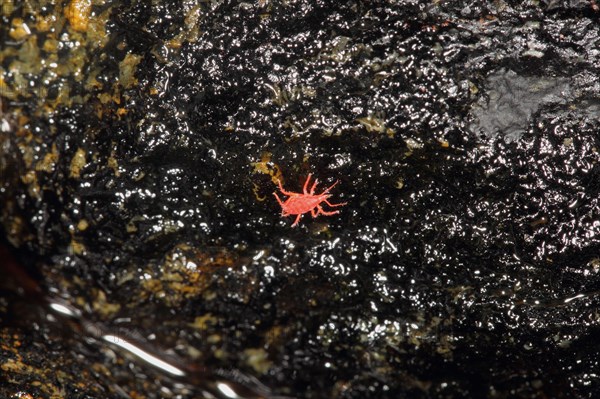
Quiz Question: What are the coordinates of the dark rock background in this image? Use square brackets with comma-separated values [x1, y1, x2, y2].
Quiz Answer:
[2, 0, 600, 398]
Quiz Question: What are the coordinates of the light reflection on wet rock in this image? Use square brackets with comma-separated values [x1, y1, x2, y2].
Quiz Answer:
[3, 1, 600, 398]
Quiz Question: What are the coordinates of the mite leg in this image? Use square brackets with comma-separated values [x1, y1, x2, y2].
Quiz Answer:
[310, 178, 319, 194]
[276, 180, 295, 196]
[273, 192, 285, 206]
[317, 205, 340, 216]
[291, 214, 302, 227]
[311, 208, 318, 218]
[323, 180, 339, 193]
[324, 199, 347, 208]
[303, 174, 313, 194]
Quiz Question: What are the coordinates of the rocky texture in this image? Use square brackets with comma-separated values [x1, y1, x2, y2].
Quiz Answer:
[3, 0, 600, 398]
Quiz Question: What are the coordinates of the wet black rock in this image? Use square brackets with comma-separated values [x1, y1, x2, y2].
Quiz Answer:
[2, 1, 600, 398]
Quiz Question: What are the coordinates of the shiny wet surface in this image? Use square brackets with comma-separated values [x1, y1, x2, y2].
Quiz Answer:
[2, 1, 600, 398]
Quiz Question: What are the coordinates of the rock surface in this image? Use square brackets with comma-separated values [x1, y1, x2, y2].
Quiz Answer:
[2, 1, 600, 398]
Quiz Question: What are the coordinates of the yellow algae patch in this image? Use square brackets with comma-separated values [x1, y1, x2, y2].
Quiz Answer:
[357, 114, 396, 138]
[21, 170, 40, 199]
[42, 38, 60, 53]
[357, 115, 385, 132]
[70, 148, 87, 178]
[97, 89, 122, 106]
[251, 152, 283, 185]
[35, 143, 59, 173]
[91, 288, 121, 318]
[36, 13, 57, 33]
[167, 4, 203, 46]
[252, 182, 266, 202]
[9, 18, 32, 41]
[16, 136, 37, 169]
[68, 238, 85, 255]
[85, 67, 103, 91]
[3, 213, 31, 247]
[243, 348, 272, 374]
[66, 0, 92, 33]
[395, 177, 404, 189]
[107, 153, 120, 177]
[0, 75, 18, 100]
[140, 244, 236, 306]
[11, 35, 41, 77]
[1, 359, 61, 397]
[190, 313, 217, 330]
[119, 53, 142, 88]
[84, 6, 111, 49]
[0, 339, 65, 398]
[77, 219, 89, 231]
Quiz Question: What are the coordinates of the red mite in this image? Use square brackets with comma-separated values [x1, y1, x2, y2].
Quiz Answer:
[273, 174, 347, 227]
